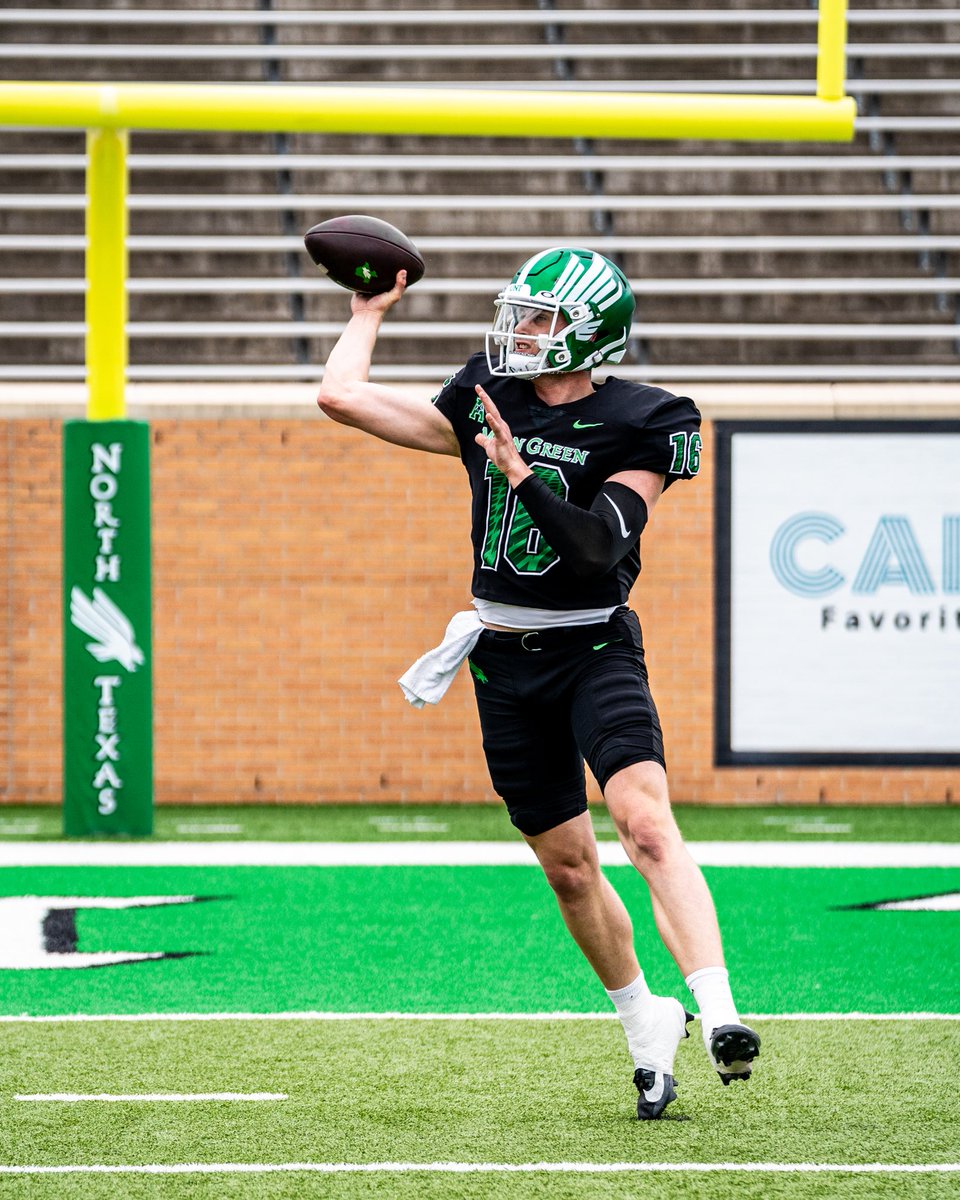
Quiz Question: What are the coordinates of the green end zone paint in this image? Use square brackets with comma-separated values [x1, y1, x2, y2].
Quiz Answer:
[2, 841, 960, 867]
[0, 865, 957, 1017]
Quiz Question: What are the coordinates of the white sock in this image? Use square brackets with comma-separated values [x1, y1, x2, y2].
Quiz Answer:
[605, 970, 651, 1018]
[685, 966, 740, 1050]
[606, 972, 655, 1067]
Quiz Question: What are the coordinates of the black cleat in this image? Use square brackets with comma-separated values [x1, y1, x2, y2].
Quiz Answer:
[709, 1023, 761, 1085]
[634, 1067, 677, 1119]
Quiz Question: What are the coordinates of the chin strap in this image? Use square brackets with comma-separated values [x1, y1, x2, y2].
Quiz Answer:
[511, 477, 648, 577]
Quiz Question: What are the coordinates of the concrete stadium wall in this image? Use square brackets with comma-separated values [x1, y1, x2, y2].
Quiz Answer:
[3, 382, 959, 808]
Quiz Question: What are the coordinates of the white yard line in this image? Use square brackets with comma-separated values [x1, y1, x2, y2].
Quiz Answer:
[0, 1011, 957, 1023]
[1, 840, 959, 867]
[173, 824, 244, 835]
[14, 1092, 286, 1102]
[0, 1161, 957, 1176]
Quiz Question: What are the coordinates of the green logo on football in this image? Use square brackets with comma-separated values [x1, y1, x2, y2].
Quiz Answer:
[355, 262, 377, 283]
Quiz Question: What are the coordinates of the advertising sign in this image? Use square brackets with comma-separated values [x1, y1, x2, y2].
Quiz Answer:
[715, 421, 960, 765]
[63, 420, 153, 835]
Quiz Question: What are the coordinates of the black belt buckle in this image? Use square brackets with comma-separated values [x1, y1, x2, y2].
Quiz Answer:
[520, 631, 543, 652]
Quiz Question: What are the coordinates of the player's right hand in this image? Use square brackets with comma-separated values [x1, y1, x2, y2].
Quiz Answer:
[351, 270, 407, 316]
[474, 386, 533, 487]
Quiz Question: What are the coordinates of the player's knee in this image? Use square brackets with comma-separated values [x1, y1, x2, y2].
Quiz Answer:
[541, 855, 600, 905]
[619, 807, 681, 868]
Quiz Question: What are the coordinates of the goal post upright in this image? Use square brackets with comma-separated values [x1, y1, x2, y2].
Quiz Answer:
[63, 125, 153, 838]
[86, 126, 128, 423]
[817, 0, 849, 102]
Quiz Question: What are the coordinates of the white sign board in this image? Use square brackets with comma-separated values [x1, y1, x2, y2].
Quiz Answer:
[715, 422, 960, 763]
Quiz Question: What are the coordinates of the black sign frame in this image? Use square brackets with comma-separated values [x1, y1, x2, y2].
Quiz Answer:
[714, 419, 960, 767]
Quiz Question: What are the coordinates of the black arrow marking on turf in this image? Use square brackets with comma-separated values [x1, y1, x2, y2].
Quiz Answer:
[42, 907, 79, 954]
[41, 894, 231, 966]
[76, 950, 209, 970]
[832, 890, 960, 911]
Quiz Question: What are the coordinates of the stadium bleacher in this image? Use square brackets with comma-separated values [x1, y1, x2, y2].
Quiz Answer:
[0, 1, 958, 382]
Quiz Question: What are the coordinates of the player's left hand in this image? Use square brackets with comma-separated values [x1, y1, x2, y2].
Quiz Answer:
[473, 386, 532, 486]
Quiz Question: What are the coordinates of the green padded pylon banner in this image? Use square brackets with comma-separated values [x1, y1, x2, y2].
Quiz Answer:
[63, 420, 153, 837]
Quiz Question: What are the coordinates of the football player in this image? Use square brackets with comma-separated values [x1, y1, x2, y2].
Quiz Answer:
[317, 246, 759, 1119]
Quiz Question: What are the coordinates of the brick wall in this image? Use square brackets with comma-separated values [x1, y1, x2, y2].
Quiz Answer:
[1, 413, 954, 807]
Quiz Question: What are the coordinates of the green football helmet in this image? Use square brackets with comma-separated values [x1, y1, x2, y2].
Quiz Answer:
[485, 246, 635, 378]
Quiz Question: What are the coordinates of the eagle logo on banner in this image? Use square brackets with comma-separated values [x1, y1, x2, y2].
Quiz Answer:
[69, 587, 144, 672]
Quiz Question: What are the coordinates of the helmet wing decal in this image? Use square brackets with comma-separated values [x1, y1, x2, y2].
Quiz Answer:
[486, 247, 635, 378]
[550, 251, 586, 300]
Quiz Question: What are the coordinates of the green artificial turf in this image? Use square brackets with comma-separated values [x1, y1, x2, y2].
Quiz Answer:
[1, 1018, 957, 1200]
[1, 802, 959, 843]
[2, 806, 958, 1198]
[1, 864, 957, 1016]
[6, 1178, 958, 1200]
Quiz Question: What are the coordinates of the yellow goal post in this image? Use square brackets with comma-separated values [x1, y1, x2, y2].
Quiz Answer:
[6, 1, 854, 838]
[0, 0, 854, 419]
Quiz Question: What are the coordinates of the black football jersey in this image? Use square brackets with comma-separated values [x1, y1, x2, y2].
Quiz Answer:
[432, 353, 702, 610]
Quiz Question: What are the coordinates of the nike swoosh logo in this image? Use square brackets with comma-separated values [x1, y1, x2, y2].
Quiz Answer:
[603, 491, 631, 539]
[592, 642, 610, 651]
[642, 1072, 665, 1104]
[573, 420, 603, 429]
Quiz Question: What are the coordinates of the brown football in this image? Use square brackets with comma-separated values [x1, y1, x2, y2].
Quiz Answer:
[303, 215, 425, 294]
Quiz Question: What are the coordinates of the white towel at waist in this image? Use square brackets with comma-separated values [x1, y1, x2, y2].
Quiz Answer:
[398, 610, 485, 708]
